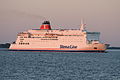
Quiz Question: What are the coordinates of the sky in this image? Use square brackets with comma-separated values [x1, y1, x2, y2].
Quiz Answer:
[0, 0, 120, 46]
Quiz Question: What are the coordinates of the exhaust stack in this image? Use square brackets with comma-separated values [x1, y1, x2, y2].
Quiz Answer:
[40, 21, 51, 30]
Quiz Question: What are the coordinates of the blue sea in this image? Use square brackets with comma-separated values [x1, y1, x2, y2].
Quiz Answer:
[0, 49, 120, 80]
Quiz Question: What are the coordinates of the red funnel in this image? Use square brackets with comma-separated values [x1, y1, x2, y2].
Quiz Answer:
[40, 21, 51, 30]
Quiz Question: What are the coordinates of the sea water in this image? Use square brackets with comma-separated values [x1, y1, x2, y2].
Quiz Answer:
[0, 49, 120, 80]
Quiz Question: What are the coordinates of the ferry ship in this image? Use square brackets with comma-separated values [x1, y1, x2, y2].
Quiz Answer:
[9, 21, 108, 52]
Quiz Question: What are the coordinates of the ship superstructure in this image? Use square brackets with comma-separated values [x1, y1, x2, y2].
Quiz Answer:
[9, 21, 108, 52]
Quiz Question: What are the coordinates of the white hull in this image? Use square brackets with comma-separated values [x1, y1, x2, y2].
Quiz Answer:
[9, 43, 107, 52]
[9, 21, 109, 52]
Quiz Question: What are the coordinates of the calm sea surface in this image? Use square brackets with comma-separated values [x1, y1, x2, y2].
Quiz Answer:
[0, 48, 120, 80]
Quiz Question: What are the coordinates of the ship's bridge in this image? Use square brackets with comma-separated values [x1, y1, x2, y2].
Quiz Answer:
[86, 32, 100, 43]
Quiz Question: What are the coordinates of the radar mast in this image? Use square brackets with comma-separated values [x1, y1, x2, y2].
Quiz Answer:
[80, 19, 86, 31]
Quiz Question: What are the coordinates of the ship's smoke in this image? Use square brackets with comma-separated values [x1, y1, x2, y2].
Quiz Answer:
[10, 10, 46, 20]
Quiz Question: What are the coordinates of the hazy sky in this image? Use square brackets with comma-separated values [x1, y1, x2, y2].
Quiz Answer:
[0, 0, 120, 46]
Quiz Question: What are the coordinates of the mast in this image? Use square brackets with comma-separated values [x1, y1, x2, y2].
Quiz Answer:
[80, 19, 86, 31]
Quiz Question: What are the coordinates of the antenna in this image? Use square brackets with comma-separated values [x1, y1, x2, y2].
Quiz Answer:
[80, 19, 86, 31]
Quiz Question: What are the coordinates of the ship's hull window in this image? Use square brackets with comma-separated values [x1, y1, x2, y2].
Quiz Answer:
[94, 47, 97, 49]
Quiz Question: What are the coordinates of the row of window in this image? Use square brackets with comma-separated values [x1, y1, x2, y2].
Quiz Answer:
[19, 35, 82, 38]
[41, 39, 58, 40]
[19, 43, 29, 45]
[59, 35, 83, 36]
[20, 37, 28, 38]
[30, 37, 58, 38]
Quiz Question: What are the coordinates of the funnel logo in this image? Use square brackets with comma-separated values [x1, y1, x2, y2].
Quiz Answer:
[60, 45, 77, 49]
